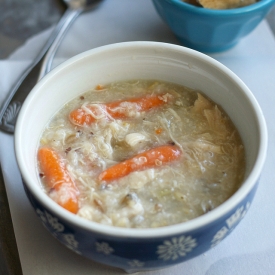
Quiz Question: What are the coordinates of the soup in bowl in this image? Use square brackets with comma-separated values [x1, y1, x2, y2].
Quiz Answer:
[14, 42, 267, 273]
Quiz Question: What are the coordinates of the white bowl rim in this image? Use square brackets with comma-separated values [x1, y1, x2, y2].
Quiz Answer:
[15, 41, 268, 239]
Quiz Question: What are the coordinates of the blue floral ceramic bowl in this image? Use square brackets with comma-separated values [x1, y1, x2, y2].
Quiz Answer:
[152, 0, 275, 52]
[15, 42, 267, 273]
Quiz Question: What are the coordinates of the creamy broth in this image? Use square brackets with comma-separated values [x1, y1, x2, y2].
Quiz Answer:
[38, 80, 245, 228]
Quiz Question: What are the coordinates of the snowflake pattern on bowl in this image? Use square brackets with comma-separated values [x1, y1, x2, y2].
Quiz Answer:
[128, 259, 145, 268]
[211, 201, 251, 247]
[95, 242, 114, 255]
[36, 208, 81, 254]
[157, 235, 197, 261]
[32, 196, 253, 271]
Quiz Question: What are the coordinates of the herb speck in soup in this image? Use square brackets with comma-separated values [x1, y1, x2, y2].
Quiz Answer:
[37, 80, 245, 228]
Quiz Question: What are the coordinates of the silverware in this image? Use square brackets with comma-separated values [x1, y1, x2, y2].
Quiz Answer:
[0, 0, 103, 133]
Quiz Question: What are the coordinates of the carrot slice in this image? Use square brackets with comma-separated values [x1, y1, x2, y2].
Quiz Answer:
[155, 128, 163, 134]
[38, 147, 79, 214]
[69, 93, 172, 126]
[99, 145, 181, 182]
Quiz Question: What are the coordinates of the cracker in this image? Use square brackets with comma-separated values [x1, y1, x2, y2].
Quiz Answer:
[184, 0, 201, 6]
[198, 0, 257, 9]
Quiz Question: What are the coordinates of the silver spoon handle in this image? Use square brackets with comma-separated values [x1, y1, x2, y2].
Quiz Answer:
[0, 10, 68, 121]
[38, 7, 83, 80]
[39, 0, 104, 78]
[0, 7, 82, 133]
[0, 0, 103, 133]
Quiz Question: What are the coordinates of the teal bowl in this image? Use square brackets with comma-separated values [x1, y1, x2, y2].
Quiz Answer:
[152, 0, 275, 52]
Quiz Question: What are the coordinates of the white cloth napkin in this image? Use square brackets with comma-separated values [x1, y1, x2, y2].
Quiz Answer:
[1, 0, 275, 274]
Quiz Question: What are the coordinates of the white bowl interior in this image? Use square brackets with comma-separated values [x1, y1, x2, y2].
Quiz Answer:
[15, 42, 267, 237]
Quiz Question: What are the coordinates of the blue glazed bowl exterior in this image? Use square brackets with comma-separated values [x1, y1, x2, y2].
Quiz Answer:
[23, 179, 258, 273]
[152, 0, 275, 52]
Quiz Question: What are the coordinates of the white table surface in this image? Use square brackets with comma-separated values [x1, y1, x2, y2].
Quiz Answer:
[1, 0, 275, 274]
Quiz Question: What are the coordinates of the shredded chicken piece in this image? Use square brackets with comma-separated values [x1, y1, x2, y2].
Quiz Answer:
[158, 113, 183, 152]
[108, 102, 141, 118]
[125, 133, 148, 147]
[118, 169, 155, 189]
[109, 120, 130, 141]
[93, 129, 113, 159]
[81, 103, 107, 120]
[192, 93, 213, 114]
[158, 93, 173, 103]
[204, 106, 229, 136]
[187, 139, 222, 154]
[167, 108, 181, 121]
